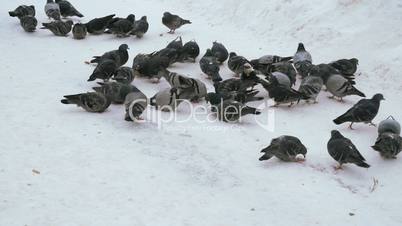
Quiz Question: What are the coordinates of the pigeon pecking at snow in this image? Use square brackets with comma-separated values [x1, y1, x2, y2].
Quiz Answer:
[85, 14, 115, 34]
[87, 59, 118, 82]
[92, 81, 139, 104]
[333, 93, 384, 129]
[55, 0, 84, 18]
[19, 16, 38, 32]
[41, 20, 73, 36]
[44, 0, 61, 20]
[61, 92, 111, 113]
[259, 135, 307, 162]
[72, 23, 87, 39]
[124, 90, 148, 121]
[177, 40, 200, 62]
[112, 67, 135, 84]
[199, 49, 222, 82]
[131, 16, 149, 38]
[211, 41, 229, 64]
[90, 44, 129, 67]
[106, 14, 135, 37]
[372, 116, 402, 159]
[9, 5, 35, 19]
[228, 52, 250, 76]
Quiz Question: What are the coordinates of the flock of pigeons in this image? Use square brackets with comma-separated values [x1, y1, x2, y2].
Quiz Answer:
[8, 1, 401, 169]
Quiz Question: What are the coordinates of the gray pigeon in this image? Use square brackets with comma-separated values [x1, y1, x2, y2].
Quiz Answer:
[211, 41, 229, 64]
[228, 52, 250, 76]
[178, 40, 200, 62]
[19, 16, 38, 32]
[41, 20, 73, 36]
[211, 99, 261, 123]
[378, 116, 401, 135]
[270, 71, 292, 88]
[55, 0, 83, 18]
[9, 5, 35, 19]
[298, 72, 324, 103]
[329, 58, 358, 79]
[162, 12, 191, 33]
[161, 70, 207, 101]
[293, 43, 313, 78]
[150, 88, 182, 111]
[372, 132, 402, 159]
[326, 74, 365, 100]
[61, 92, 111, 113]
[333, 94, 384, 129]
[250, 55, 292, 75]
[132, 53, 169, 82]
[112, 67, 134, 84]
[87, 59, 117, 82]
[270, 61, 297, 86]
[90, 44, 129, 67]
[92, 81, 138, 104]
[131, 16, 149, 38]
[106, 14, 135, 37]
[259, 136, 307, 162]
[45, 0, 61, 20]
[72, 23, 87, 39]
[166, 36, 183, 51]
[124, 90, 148, 121]
[259, 76, 307, 107]
[327, 130, 370, 169]
[199, 49, 222, 82]
[214, 78, 257, 95]
[154, 48, 179, 66]
[206, 91, 263, 105]
[85, 14, 115, 34]
[309, 63, 347, 84]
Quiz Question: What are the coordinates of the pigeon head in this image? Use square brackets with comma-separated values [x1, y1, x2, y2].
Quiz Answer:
[350, 58, 359, 65]
[243, 63, 254, 74]
[372, 93, 385, 101]
[29, 5, 35, 10]
[297, 43, 306, 51]
[119, 44, 129, 51]
[140, 16, 147, 21]
[127, 14, 135, 23]
[229, 52, 237, 58]
[205, 93, 223, 105]
[330, 130, 344, 139]
[204, 49, 213, 57]
[164, 12, 171, 17]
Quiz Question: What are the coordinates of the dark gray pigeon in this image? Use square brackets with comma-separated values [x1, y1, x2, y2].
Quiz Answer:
[333, 93, 384, 129]
[41, 20, 73, 36]
[45, 0, 61, 20]
[55, 0, 83, 18]
[155, 48, 179, 66]
[327, 130, 370, 169]
[260, 76, 307, 107]
[106, 14, 135, 37]
[309, 63, 345, 84]
[178, 40, 200, 62]
[378, 116, 401, 135]
[162, 12, 191, 33]
[112, 67, 134, 84]
[298, 67, 324, 103]
[61, 92, 111, 113]
[214, 78, 257, 95]
[90, 44, 129, 67]
[211, 41, 229, 64]
[326, 74, 365, 100]
[293, 43, 313, 78]
[131, 16, 149, 38]
[211, 99, 261, 123]
[9, 5, 35, 19]
[206, 90, 263, 105]
[259, 136, 307, 162]
[72, 23, 87, 39]
[166, 36, 183, 51]
[329, 58, 358, 80]
[19, 16, 38, 32]
[150, 88, 182, 111]
[124, 89, 148, 121]
[93, 81, 138, 104]
[87, 59, 117, 82]
[228, 52, 250, 76]
[132, 53, 169, 82]
[199, 49, 222, 82]
[372, 133, 402, 159]
[85, 14, 115, 34]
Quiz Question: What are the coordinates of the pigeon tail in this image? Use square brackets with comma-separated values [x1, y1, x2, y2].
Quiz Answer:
[182, 19, 191, 25]
[333, 113, 351, 125]
[61, 94, 80, 104]
[87, 73, 98, 81]
[349, 86, 365, 97]
[8, 11, 17, 17]
[241, 106, 260, 116]
[356, 161, 370, 168]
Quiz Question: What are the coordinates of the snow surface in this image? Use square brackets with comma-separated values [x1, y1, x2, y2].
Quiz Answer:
[1, 0, 402, 225]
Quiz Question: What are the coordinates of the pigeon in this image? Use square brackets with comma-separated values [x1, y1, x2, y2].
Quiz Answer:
[19, 16, 38, 32]
[372, 132, 402, 159]
[309, 63, 347, 84]
[260, 76, 307, 107]
[41, 20, 73, 36]
[209, 99, 261, 123]
[132, 53, 169, 82]
[250, 55, 293, 75]
[162, 12, 191, 33]
[206, 90, 263, 105]
[106, 14, 135, 37]
[55, 0, 83, 18]
[378, 116, 401, 135]
[270, 71, 292, 88]
[214, 78, 258, 95]
[112, 67, 134, 84]
[160, 69, 207, 101]
[178, 40, 200, 62]
[45, 0, 61, 20]
[228, 52, 250, 76]
[298, 72, 324, 103]
[90, 44, 129, 67]
[333, 93, 385, 129]
[9, 5, 35, 19]
[154, 48, 180, 66]
[150, 88, 182, 111]
[199, 49, 222, 82]
[240, 63, 260, 89]
[72, 23, 87, 39]
[259, 136, 307, 162]
[293, 43, 313, 78]
[131, 16, 149, 38]
[85, 14, 115, 34]
[327, 130, 370, 169]
[87, 59, 117, 82]
[329, 58, 358, 79]
[93, 81, 139, 104]
[124, 90, 148, 121]
[326, 74, 365, 100]
[61, 92, 111, 113]
[166, 36, 183, 51]
[211, 41, 229, 64]
[270, 62, 297, 86]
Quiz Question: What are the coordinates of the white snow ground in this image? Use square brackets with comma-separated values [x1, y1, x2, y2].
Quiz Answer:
[1, 0, 402, 225]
